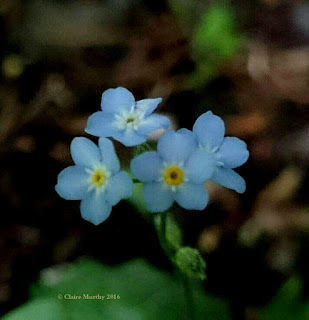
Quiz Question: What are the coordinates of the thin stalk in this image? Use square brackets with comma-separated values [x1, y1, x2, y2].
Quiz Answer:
[182, 274, 196, 320]
[155, 212, 196, 319]
[157, 211, 172, 257]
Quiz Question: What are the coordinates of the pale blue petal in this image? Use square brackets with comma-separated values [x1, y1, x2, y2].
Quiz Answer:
[212, 167, 246, 193]
[55, 166, 88, 200]
[71, 137, 101, 167]
[113, 130, 146, 147]
[98, 138, 120, 173]
[157, 129, 197, 163]
[85, 111, 119, 138]
[218, 137, 249, 168]
[175, 183, 209, 210]
[101, 87, 135, 114]
[193, 111, 225, 149]
[105, 171, 133, 206]
[143, 183, 174, 213]
[135, 98, 162, 116]
[80, 192, 112, 225]
[186, 150, 216, 183]
[137, 114, 171, 136]
[130, 151, 162, 182]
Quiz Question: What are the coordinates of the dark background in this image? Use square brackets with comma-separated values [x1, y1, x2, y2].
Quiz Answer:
[1, 1, 309, 319]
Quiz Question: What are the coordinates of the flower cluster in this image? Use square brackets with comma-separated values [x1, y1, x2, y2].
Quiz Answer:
[131, 111, 249, 213]
[56, 87, 170, 224]
[55, 87, 249, 225]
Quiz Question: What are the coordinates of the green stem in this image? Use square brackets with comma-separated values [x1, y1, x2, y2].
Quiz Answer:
[182, 274, 195, 320]
[155, 212, 196, 319]
[143, 142, 152, 151]
[157, 212, 172, 258]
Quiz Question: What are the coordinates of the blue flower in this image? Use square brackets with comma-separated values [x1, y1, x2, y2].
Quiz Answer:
[130, 129, 215, 212]
[193, 111, 249, 193]
[55, 137, 133, 225]
[85, 87, 171, 147]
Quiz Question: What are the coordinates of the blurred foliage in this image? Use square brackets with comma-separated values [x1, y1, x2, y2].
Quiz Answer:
[190, 4, 242, 88]
[3, 258, 229, 320]
[170, 1, 242, 88]
[192, 5, 241, 59]
[259, 277, 309, 320]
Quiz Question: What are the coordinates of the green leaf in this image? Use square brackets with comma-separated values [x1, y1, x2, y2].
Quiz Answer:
[185, 4, 243, 88]
[192, 5, 241, 59]
[259, 277, 309, 320]
[2, 299, 63, 320]
[4, 258, 230, 320]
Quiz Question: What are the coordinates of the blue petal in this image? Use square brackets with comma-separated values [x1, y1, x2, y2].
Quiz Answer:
[55, 166, 88, 200]
[174, 183, 209, 210]
[135, 98, 162, 116]
[101, 87, 135, 115]
[212, 167, 246, 193]
[80, 192, 112, 225]
[71, 137, 101, 167]
[85, 111, 119, 138]
[193, 111, 225, 149]
[157, 129, 197, 163]
[143, 183, 174, 213]
[106, 171, 133, 206]
[186, 150, 215, 183]
[218, 137, 249, 168]
[137, 114, 171, 136]
[98, 138, 120, 173]
[113, 130, 146, 147]
[131, 151, 162, 182]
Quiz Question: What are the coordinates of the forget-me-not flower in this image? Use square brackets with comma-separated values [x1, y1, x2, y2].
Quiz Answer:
[193, 111, 249, 193]
[131, 129, 215, 212]
[85, 87, 171, 147]
[55, 137, 133, 225]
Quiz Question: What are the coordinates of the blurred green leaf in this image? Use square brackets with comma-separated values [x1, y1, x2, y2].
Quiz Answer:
[2, 299, 63, 320]
[259, 277, 309, 320]
[4, 258, 230, 320]
[188, 4, 242, 88]
[187, 62, 216, 89]
[169, 0, 202, 34]
[192, 5, 240, 58]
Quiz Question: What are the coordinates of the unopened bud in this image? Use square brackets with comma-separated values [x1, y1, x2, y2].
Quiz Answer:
[174, 246, 206, 280]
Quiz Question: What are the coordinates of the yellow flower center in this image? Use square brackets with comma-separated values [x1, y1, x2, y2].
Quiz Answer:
[163, 165, 184, 186]
[92, 169, 106, 187]
[126, 116, 136, 124]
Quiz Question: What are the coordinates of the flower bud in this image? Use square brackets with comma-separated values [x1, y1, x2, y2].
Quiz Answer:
[174, 247, 206, 280]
